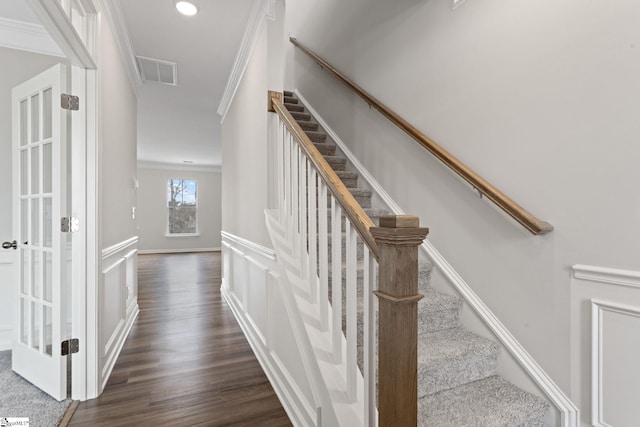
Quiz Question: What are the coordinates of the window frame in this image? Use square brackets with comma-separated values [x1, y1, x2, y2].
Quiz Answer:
[166, 178, 199, 237]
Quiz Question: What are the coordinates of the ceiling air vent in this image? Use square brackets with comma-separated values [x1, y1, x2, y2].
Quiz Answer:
[136, 56, 177, 86]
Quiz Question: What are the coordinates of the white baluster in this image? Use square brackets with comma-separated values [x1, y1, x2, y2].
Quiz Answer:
[283, 130, 291, 223]
[308, 168, 318, 304]
[346, 221, 357, 402]
[331, 198, 342, 364]
[298, 154, 307, 279]
[277, 120, 284, 215]
[291, 141, 299, 250]
[318, 180, 329, 331]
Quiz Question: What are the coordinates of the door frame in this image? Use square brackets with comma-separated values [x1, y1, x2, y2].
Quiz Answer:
[24, 0, 101, 401]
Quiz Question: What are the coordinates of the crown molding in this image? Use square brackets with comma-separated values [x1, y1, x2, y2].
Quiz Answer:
[0, 17, 64, 57]
[137, 160, 221, 173]
[217, 0, 277, 122]
[97, 0, 142, 94]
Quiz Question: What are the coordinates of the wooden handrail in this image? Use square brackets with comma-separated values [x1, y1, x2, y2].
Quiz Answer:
[271, 96, 381, 259]
[290, 37, 553, 235]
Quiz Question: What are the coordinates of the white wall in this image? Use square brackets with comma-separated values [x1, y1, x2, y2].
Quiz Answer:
[221, 26, 271, 248]
[284, 0, 640, 423]
[137, 166, 222, 252]
[0, 47, 69, 350]
[98, 17, 137, 250]
[95, 15, 139, 394]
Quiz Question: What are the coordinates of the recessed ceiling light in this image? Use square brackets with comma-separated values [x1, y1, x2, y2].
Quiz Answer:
[176, 1, 198, 16]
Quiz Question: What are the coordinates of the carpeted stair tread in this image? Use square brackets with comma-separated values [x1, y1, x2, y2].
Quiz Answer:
[418, 288, 463, 334]
[418, 375, 549, 427]
[314, 142, 336, 156]
[283, 90, 294, 97]
[299, 121, 319, 131]
[324, 156, 347, 171]
[418, 328, 499, 396]
[285, 102, 304, 112]
[284, 96, 298, 104]
[291, 111, 311, 121]
[305, 130, 327, 142]
[335, 170, 358, 188]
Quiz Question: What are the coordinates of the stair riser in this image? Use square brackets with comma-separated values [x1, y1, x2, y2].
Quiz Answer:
[284, 96, 298, 104]
[314, 143, 336, 156]
[285, 103, 305, 112]
[299, 121, 319, 131]
[418, 353, 498, 397]
[306, 132, 327, 143]
[290, 111, 311, 121]
[327, 193, 371, 208]
[325, 158, 346, 171]
[418, 308, 461, 334]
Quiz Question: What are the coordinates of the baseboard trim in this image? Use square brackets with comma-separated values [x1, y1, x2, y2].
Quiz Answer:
[0, 326, 11, 351]
[100, 304, 138, 393]
[138, 247, 221, 255]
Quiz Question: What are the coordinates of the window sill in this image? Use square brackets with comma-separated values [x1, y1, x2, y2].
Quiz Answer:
[165, 233, 200, 238]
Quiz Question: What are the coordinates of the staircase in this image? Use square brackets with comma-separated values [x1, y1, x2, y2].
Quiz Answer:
[283, 90, 549, 426]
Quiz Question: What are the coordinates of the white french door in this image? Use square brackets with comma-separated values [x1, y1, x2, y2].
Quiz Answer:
[11, 63, 69, 401]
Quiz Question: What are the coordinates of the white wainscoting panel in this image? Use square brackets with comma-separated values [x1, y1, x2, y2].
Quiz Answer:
[99, 237, 139, 392]
[221, 231, 324, 426]
[0, 253, 15, 351]
[591, 300, 640, 427]
[571, 264, 640, 427]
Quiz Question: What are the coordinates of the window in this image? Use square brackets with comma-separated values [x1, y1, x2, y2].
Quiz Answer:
[167, 179, 197, 235]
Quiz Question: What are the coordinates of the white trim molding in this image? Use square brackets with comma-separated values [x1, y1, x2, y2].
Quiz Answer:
[572, 265, 640, 290]
[101, 236, 138, 259]
[221, 231, 276, 261]
[138, 247, 221, 255]
[294, 88, 579, 426]
[0, 17, 64, 57]
[137, 160, 221, 173]
[25, 0, 96, 68]
[97, 0, 142, 93]
[591, 300, 640, 427]
[217, 0, 277, 122]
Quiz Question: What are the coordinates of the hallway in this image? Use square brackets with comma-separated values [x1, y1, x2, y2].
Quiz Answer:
[68, 252, 291, 426]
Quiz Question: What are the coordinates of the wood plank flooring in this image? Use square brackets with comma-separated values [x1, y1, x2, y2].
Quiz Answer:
[69, 252, 291, 426]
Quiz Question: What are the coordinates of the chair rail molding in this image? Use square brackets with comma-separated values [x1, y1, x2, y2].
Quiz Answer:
[572, 265, 640, 289]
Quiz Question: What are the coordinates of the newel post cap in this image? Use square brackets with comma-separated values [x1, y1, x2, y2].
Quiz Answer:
[371, 215, 429, 246]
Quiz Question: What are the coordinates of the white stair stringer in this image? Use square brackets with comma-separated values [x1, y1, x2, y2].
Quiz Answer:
[265, 209, 372, 427]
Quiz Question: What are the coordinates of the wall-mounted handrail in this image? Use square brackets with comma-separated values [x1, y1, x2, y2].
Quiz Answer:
[271, 96, 381, 259]
[290, 37, 553, 235]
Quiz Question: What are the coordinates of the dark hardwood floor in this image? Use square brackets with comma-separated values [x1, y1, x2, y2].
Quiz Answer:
[69, 252, 292, 426]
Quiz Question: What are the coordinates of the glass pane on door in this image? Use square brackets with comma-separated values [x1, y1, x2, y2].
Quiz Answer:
[30, 94, 39, 143]
[43, 88, 52, 140]
[31, 146, 40, 194]
[31, 301, 40, 351]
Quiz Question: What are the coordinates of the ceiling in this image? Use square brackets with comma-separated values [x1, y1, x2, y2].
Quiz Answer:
[0, 0, 254, 169]
[119, 0, 254, 169]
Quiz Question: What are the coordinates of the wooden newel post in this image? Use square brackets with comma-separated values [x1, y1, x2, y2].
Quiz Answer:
[371, 215, 429, 427]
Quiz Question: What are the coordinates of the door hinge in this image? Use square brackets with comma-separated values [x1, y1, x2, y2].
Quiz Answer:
[61, 217, 79, 233]
[61, 338, 79, 356]
[61, 93, 79, 111]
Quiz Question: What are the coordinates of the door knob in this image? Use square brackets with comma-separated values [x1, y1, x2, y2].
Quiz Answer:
[2, 240, 17, 250]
